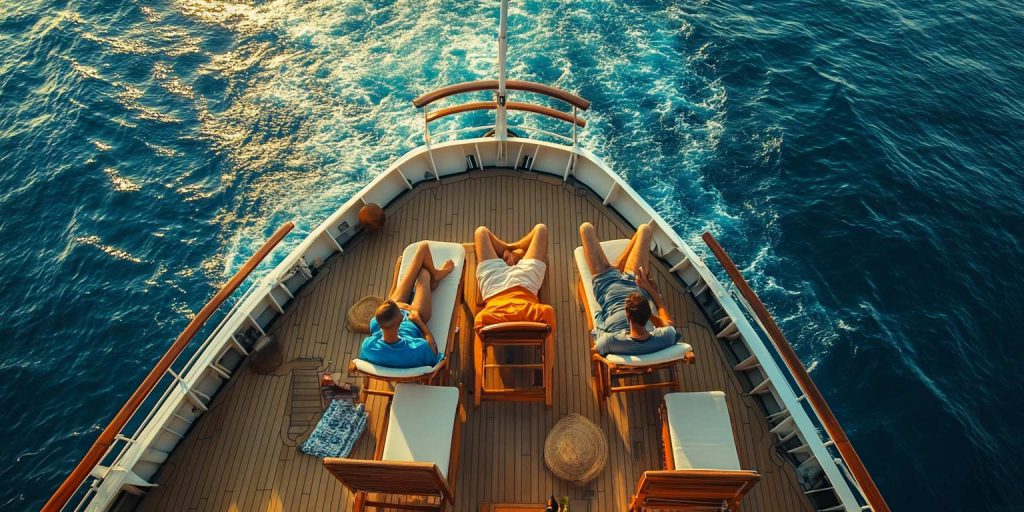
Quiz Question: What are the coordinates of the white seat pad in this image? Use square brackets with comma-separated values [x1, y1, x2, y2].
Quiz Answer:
[664, 391, 742, 471]
[605, 341, 692, 366]
[350, 359, 435, 378]
[574, 239, 691, 365]
[352, 241, 465, 378]
[382, 384, 460, 478]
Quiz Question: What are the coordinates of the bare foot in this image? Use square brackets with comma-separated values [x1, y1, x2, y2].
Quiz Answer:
[431, 260, 455, 289]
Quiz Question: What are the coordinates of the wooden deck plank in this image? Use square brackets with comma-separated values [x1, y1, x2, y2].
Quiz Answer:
[137, 171, 814, 512]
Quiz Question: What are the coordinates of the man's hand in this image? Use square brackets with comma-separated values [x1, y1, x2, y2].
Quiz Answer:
[503, 248, 524, 266]
[635, 266, 658, 295]
[408, 311, 438, 355]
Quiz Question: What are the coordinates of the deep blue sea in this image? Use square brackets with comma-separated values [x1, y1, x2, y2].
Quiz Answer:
[2, 0, 1023, 510]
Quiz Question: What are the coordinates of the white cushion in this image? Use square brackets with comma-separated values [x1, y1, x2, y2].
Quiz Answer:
[664, 391, 741, 471]
[352, 241, 465, 378]
[605, 341, 693, 366]
[574, 239, 691, 364]
[350, 359, 435, 378]
[382, 384, 460, 478]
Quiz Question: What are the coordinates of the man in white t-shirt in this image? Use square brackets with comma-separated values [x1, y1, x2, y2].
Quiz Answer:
[473, 224, 555, 330]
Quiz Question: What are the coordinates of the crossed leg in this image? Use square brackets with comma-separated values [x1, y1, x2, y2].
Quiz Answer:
[390, 243, 454, 322]
[474, 224, 548, 263]
[579, 222, 612, 275]
[579, 222, 653, 275]
[614, 223, 653, 275]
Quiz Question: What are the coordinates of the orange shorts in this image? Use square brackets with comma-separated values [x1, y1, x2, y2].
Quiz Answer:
[475, 287, 556, 331]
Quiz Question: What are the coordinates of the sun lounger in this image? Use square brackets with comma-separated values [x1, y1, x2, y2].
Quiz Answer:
[350, 241, 466, 398]
[465, 245, 555, 408]
[324, 383, 467, 511]
[573, 239, 694, 400]
[629, 391, 761, 511]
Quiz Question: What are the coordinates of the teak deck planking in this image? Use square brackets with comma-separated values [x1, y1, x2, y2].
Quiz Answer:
[137, 170, 813, 512]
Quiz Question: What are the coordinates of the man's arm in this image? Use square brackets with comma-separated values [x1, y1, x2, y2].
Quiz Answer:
[407, 311, 438, 354]
[636, 266, 673, 327]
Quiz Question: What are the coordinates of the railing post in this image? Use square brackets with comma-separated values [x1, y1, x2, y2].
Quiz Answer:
[423, 106, 432, 146]
[422, 107, 439, 181]
[495, 0, 509, 142]
[571, 105, 578, 175]
[572, 105, 578, 150]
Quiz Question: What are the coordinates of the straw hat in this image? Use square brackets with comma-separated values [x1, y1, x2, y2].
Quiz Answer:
[347, 296, 384, 333]
[544, 414, 608, 486]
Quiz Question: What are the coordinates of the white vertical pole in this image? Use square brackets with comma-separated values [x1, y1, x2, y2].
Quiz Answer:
[496, 0, 509, 142]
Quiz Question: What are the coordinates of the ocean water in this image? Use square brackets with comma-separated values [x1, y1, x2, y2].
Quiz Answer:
[1, 0, 1022, 510]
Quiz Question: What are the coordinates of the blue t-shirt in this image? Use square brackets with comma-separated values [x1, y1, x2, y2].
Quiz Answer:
[359, 310, 439, 368]
[593, 325, 679, 357]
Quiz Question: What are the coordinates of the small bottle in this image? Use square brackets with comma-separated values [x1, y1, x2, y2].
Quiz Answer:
[545, 496, 558, 512]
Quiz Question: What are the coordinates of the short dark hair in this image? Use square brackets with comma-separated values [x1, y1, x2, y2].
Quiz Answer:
[374, 300, 402, 327]
[624, 292, 651, 325]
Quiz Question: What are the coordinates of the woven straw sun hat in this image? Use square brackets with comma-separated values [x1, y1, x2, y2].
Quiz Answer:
[347, 296, 385, 334]
[544, 413, 609, 486]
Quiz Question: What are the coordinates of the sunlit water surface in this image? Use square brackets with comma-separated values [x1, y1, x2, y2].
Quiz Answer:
[2, 0, 1023, 509]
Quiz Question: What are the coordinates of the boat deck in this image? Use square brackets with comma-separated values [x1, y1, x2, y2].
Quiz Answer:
[137, 170, 813, 511]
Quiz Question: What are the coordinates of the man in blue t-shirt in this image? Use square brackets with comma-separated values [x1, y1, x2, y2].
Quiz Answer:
[578, 222, 680, 356]
[358, 242, 455, 368]
[360, 302, 439, 368]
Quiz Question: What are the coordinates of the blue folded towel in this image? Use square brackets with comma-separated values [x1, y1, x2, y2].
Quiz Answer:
[300, 399, 368, 458]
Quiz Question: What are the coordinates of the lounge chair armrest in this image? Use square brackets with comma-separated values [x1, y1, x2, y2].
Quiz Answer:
[479, 321, 551, 334]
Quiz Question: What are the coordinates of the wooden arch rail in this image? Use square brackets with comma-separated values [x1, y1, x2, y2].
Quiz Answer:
[44, 222, 296, 512]
[426, 101, 586, 127]
[413, 79, 591, 110]
[701, 231, 890, 512]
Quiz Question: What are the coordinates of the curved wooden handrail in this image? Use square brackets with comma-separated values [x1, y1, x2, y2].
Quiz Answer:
[426, 100, 586, 127]
[413, 79, 591, 110]
[701, 231, 889, 512]
[44, 222, 296, 512]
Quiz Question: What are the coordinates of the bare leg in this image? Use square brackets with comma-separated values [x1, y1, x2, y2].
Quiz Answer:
[474, 226, 500, 262]
[612, 232, 639, 271]
[579, 222, 611, 275]
[476, 225, 543, 262]
[522, 224, 548, 262]
[622, 224, 653, 275]
[392, 243, 454, 302]
[410, 269, 433, 322]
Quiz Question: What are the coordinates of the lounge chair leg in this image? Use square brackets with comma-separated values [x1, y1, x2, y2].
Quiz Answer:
[603, 365, 612, 401]
[544, 334, 554, 409]
[473, 334, 483, 408]
[358, 375, 370, 403]
[354, 491, 366, 512]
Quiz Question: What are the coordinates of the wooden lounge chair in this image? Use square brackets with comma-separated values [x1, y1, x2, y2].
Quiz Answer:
[324, 383, 467, 511]
[573, 239, 695, 401]
[464, 245, 555, 408]
[629, 391, 761, 511]
[349, 241, 466, 399]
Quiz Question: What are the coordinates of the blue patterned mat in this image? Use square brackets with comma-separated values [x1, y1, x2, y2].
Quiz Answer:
[300, 400, 368, 458]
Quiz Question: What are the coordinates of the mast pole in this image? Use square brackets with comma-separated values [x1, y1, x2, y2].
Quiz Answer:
[496, 0, 509, 141]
